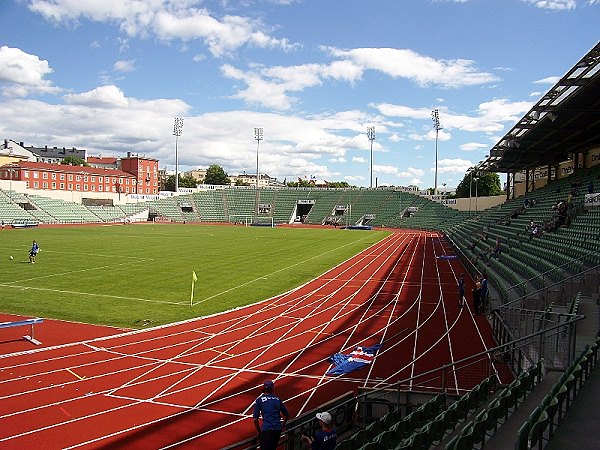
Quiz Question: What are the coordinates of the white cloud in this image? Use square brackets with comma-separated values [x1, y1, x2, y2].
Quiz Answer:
[344, 175, 365, 181]
[534, 76, 560, 84]
[27, 0, 296, 57]
[220, 45, 497, 110]
[113, 59, 136, 72]
[326, 47, 499, 88]
[64, 85, 130, 107]
[435, 158, 474, 174]
[352, 156, 367, 163]
[522, 0, 576, 10]
[460, 142, 488, 151]
[0, 46, 60, 97]
[192, 54, 206, 62]
[375, 98, 532, 135]
[329, 157, 347, 163]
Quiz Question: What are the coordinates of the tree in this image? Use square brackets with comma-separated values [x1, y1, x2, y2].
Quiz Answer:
[235, 179, 250, 186]
[164, 174, 198, 191]
[203, 165, 230, 185]
[455, 171, 503, 198]
[61, 155, 88, 166]
[328, 181, 351, 188]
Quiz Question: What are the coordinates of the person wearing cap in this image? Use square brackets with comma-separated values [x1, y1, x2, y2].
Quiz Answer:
[253, 380, 289, 450]
[300, 411, 337, 450]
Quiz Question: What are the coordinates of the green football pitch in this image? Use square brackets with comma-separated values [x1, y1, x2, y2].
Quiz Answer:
[0, 224, 388, 328]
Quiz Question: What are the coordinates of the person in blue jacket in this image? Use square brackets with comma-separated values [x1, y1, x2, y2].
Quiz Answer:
[301, 411, 337, 450]
[29, 240, 40, 263]
[253, 380, 289, 450]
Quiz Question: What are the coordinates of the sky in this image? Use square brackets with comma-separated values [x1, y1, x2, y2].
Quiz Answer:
[0, 0, 599, 189]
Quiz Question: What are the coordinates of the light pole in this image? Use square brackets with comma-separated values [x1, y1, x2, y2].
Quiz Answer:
[173, 118, 184, 193]
[431, 109, 442, 196]
[367, 126, 375, 188]
[475, 177, 479, 213]
[254, 127, 263, 220]
[469, 170, 474, 216]
[254, 127, 263, 189]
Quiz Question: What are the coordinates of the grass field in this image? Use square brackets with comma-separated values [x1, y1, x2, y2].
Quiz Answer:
[0, 224, 388, 328]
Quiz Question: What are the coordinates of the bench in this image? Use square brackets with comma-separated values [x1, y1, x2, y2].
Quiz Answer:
[0, 318, 44, 345]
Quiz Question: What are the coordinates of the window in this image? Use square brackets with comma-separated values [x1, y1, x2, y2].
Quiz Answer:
[99, 185, 103, 192]
[91, 176, 95, 182]
[51, 182, 56, 189]
[76, 175, 81, 181]
[68, 183, 73, 190]
[43, 182, 48, 188]
[84, 185, 88, 191]
[43, 172, 48, 179]
[23, 171, 29, 178]
[33, 172, 39, 178]
[112, 186, 116, 192]
[60, 173, 65, 180]
[68, 174, 73, 181]
[83, 176, 88, 182]
[76, 184, 80, 190]
[51, 173, 57, 180]
[34, 181, 39, 188]
[60, 183, 65, 189]
[91, 185, 95, 191]
[126, 187, 130, 193]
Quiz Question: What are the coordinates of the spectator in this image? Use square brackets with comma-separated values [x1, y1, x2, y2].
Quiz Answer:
[301, 412, 337, 450]
[480, 272, 489, 316]
[458, 273, 466, 308]
[493, 238, 502, 257]
[253, 380, 289, 450]
[472, 276, 482, 315]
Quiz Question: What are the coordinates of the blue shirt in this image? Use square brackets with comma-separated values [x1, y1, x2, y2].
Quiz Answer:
[311, 429, 337, 450]
[31, 243, 39, 254]
[253, 394, 289, 431]
[481, 278, 488, 297]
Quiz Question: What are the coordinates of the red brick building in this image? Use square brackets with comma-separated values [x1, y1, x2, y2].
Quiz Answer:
[119, 153, 159, 195]
[0, 161, 137, 194]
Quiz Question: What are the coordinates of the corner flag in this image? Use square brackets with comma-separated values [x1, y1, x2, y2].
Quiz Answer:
[190, 271, 198, 306]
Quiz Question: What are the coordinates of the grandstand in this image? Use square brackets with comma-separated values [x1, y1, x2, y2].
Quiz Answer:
[1, 43, 599, 450]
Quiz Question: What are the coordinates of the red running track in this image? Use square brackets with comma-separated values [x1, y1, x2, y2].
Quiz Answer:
[0, 231, 508, 449]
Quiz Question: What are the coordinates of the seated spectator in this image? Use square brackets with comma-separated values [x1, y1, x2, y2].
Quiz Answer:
[493, 238, 502, 257]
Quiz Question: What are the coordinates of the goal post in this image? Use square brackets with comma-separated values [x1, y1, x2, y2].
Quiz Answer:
[228, 215, 253, 226]
[252, 216, 275, 228]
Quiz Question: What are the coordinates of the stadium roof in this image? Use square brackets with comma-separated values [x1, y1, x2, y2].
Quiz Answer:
[478, 41, 600, 174]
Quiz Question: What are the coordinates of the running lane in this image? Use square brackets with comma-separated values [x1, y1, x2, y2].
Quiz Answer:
[0, 231, 503, 449]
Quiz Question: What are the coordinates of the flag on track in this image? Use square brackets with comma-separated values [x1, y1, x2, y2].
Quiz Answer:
[327, 344, 382, 376]
[191, 271, 198, 305]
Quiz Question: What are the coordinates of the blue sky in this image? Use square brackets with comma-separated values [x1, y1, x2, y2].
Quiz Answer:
[0, 0, 598, 188]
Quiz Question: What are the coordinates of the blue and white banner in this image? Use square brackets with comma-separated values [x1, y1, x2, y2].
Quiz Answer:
[327, 344, 382, 376]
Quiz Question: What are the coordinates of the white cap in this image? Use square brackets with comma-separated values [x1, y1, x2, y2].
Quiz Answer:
[316, 411, 332, 425]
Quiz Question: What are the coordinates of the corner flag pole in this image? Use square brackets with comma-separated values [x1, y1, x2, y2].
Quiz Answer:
[191, 271, 198, 306]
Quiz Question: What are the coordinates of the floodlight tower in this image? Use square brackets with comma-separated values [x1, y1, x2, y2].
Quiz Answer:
[173, 117, 184, 193]
[431, 109, 442, 196]
[254, 127, 263, 190]
[367, 126, 375, 188]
